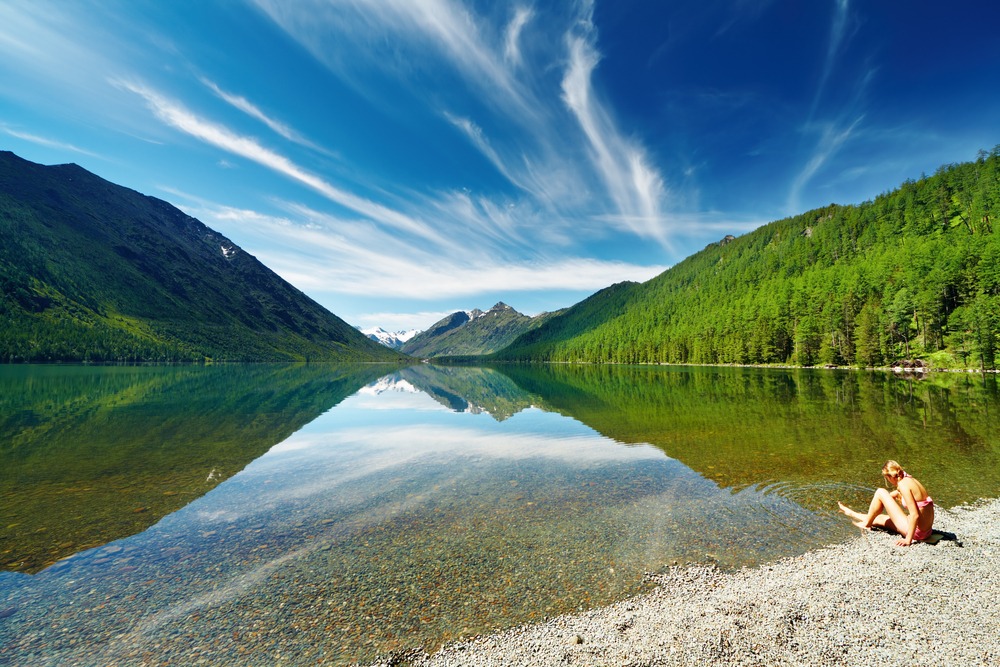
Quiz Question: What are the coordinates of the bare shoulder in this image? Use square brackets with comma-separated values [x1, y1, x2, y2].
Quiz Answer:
[900, 476, 928, 498]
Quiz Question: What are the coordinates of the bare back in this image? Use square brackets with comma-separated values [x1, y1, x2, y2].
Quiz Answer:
[899, 475, 929, 504]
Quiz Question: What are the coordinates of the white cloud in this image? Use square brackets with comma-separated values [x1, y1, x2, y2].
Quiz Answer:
[199, 77, 331, 156]
[444, 112, 524, 193]
[174, 195, 667, 302]
[503, 6, 534, 66]
[250, 0, 679, 251]
[561, 19, 670, 246]
[787, 115, 864, 213]
[812, 0, 853, 118]
[0, 126, 104, 159]
[117, 79, 452, 248]
[266, 243, 667, 300]
[0, 3, 129, 117]
[354, 310, 459, 332]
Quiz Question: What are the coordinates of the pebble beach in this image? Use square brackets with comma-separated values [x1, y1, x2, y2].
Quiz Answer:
[379, 497, 1000, 667]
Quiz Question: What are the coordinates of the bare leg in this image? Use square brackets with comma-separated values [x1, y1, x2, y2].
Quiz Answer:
[856, 488, 908, 535]
[839, 492, 906, 533]
[838, 502, 865, 522]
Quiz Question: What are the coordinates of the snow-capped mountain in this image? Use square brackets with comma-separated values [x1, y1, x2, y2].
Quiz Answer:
[357, 326, 421, 350]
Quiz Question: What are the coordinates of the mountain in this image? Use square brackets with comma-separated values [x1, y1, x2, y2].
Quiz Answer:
[496, 149, 1000, 369]
[490, 281, 640, 362]
[400, 302, 561, 358]
[0, 151, 404, 362]
[358, 326, 421, 350]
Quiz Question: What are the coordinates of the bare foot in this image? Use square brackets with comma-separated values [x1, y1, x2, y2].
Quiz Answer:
[852, 519, 872, 530]
[838, 502, 863, 521]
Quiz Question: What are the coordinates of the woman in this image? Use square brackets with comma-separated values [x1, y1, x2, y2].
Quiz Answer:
[838, 460, 934, 547]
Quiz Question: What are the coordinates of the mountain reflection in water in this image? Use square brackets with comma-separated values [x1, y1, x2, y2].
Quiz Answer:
[1, 363, 997, 666]
[0, 363, 398, 572]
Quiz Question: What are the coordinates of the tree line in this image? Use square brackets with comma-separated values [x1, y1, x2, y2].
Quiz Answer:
[499, 148, 1000, 370]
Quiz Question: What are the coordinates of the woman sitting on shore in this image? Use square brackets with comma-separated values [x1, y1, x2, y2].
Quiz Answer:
[838, 460, 934, 547]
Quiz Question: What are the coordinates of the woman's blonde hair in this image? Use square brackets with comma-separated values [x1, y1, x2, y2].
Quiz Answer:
[882, 460, 904, 479]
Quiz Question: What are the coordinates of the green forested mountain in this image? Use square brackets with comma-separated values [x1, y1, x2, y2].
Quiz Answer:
[0, 152, 403, 362]
[496, 149, 1000, 369]
[490, 281, 640, 362]
[401, 302, 560, 358]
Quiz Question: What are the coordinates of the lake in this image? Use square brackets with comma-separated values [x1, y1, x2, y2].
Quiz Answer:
[2, 363, 998, 665]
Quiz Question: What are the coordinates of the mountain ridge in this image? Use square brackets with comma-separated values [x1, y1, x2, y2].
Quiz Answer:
[400, 302, 561, 358]
[0, 151, 404, 362]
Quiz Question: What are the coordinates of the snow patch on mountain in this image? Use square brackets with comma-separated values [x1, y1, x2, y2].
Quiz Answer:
[357, 326, 421, 350]
[463, 303, 513, 321]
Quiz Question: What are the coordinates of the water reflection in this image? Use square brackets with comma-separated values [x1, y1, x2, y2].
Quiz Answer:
[492, 364, 1000, 508]
[1, 364, 998, 666]
[0, 363, 399, 572]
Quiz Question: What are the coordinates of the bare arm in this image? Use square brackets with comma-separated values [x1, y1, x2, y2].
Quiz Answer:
[896, 483, 920, 547]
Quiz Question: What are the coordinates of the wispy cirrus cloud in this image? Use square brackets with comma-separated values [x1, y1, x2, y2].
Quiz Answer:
[170, 193, 667, 304]
[811, 0, 854, 119]
[561, 20, 669, 246]
[125, 78, 589, 264]
[254, 204, 667, 300]
[787, 0, 865, 213]
[443, 112, 520, 191]
[0, 126, 104, 159]
[281, 249, 663, 307]
[117, 79, 453, 249]
[503, 6, 534, 67]
[250, 0, 532, 114]
[0, 2, 129, 115]
[199, 77, 332, 156]
[787, 115, 864, 213]
[249, 0, 678, 248]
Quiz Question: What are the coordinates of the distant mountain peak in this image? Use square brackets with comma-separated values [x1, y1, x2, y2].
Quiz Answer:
[400, 302, 555, 358]
[357, 326, 421, 350]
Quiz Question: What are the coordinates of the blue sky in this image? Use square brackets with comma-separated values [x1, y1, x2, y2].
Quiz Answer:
[2, 1, 998, 332]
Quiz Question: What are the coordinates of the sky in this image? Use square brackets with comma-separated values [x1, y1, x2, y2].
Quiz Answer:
[1, 1, 999, 333]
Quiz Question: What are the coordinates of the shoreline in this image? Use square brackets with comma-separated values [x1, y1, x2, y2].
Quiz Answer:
[449, 357, 1000, 375]
[375, 497, 1000, 667]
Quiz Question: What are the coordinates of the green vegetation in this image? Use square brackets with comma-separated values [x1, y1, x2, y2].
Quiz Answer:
[496, 149, 1000, 369]
[0, 363, 399, 573]
[490, 281, 639, 362]
[0, 152, 404, 362]
[402, 303, 560, 358]
[433, 363, 1000, 508]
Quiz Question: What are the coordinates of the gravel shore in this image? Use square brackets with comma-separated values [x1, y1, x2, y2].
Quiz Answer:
[376, 497, 1000, 667]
